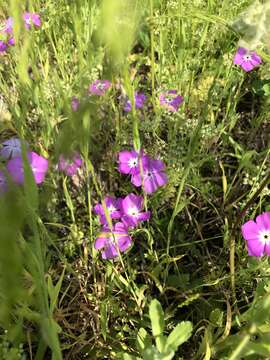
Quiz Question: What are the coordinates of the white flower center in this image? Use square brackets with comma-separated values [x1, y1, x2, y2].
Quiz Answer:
[243, 54, 252, 61]
[145, 171, 153, 179]
[258, 230, 270, 245]
[127, 206, 139, 217]
[128, 157, 138, 168]
[107, 204, 116, 214]
[96, 82, 105, 90]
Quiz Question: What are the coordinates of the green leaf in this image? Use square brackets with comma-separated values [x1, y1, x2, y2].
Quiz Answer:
[100, 300, 108, 341]
[165, 322, 193, 352]
[209, 309, 224, 327]
[47, 267, 65, 314]
[149, 299, 164, 337]
[136, 328, 152, 353]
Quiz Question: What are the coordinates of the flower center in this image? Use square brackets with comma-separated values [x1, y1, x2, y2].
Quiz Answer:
[259, 230, 270, 245]
[145, 171, 153, 179]
[128, 157, 138, 168]
[96, 82, 106, 90]
[243, 54, 252, 61]
[107, 204, 116, 214]
[127, 206, 139, 217]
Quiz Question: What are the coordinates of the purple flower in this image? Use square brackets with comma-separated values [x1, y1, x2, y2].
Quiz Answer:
[71, 97, 80, 112]
[94, 196, 122, 225]
[94, 222, 132, 259]
[118, 149, 147, 175]
[233, 47, 262, 72]
[23, 12, 41, 29]
[4, 17, 13, 34]
[7, 151, 48, 185]
[159, 90, 183, 112]
[120, 193, 150, 228]
[88, 80, 111, 96]
[241, 212, 270, 257]
[0, 171, 7, 193]
[124, 92, 146, 112]
[58, 152, 83, 176]
[0, 17, 15, 52]
[0, 41, 7, 53]
[0, 138, 28, 160]
[131, 157, 168, 194]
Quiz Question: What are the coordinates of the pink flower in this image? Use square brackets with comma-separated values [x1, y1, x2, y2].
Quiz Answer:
[58, 152, 83, 176]
[23, 12, 41, 29]
[94, 196, 122, 225]
[242, 212, 270, 256]
[131, 157, 168, 194]
[0, 17, 15, 52]
[71, 97, 80, 112]
[7, 151, 48, 185]
[233, 47, 261, 72]
[124, 92, 146, 112]
[159, 90, 183, 112]
[120, 193, 150, 228]
[94, 222, 132, 259]
[88, 80, 111, 96]
[118, 149, 146, 176]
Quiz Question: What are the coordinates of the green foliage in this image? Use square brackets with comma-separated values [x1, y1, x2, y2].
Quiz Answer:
[0, 0, 270, 358]
[119, 299, 193, 359]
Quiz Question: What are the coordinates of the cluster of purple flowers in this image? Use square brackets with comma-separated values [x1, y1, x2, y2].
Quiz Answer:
[0, 12, 41, 53]
[72, 79, 184, 113]
[94, 149, 167, 259]
[0, 137, 83, 191]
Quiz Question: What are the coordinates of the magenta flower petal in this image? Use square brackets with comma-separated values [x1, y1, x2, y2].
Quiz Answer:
[31, 13, 41, 27]
[256, 212, 270, 230]
[247, 239, 264, 257]
[241, 220, 259, 241]
[233, 47, 247, 65]
[241, 61, 254, 72]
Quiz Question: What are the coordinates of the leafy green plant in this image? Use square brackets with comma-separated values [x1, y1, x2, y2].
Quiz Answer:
[118, 299, 193, 360]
